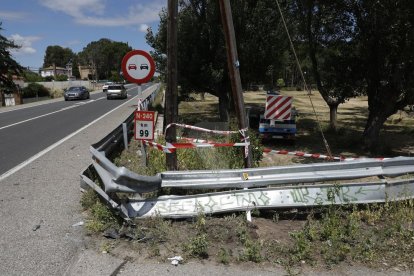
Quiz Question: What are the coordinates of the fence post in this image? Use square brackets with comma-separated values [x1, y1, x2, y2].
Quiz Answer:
[122, 123, 128, 150]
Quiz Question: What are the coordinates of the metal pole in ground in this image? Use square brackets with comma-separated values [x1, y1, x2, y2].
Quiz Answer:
[165, 0, 178, 170]
[219, 0, 252, 168]
[122, 123, 128, 150]
[137, 88, 147, 166]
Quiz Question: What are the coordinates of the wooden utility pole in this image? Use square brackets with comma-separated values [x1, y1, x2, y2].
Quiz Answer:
[165, 0, 178, 170]
[219, 0, 252, 168]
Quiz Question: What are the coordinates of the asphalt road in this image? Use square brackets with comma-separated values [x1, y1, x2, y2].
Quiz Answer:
[0, 83, 149, 177]
[0, 83, 157, 275]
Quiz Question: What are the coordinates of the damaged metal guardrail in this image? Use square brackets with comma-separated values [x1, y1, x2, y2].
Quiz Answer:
[80, 87, 414, 219]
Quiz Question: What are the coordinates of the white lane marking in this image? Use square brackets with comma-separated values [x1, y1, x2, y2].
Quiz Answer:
[0, 84, 139, 115]
[0, 96, 103, 131]
[0, 93, 142, 182]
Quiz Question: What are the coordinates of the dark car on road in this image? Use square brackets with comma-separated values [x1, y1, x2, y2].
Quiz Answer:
[64, 86, 90, 101]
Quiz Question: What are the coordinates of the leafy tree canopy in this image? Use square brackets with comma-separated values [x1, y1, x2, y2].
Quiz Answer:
[43, 45, 75, 68]
[291, 0, 414, 149]
[0, 22, 23, 89]
[147, 0, 290, 97]
[78, 38, 132, 80]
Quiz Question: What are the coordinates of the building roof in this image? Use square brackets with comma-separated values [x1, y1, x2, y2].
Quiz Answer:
[41, 66, 67, 71]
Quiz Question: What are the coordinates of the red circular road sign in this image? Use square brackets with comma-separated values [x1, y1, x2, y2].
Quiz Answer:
[121, 50, 155, 84]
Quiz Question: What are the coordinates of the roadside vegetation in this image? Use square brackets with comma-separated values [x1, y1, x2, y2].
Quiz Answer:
[81, 88, 414, 273]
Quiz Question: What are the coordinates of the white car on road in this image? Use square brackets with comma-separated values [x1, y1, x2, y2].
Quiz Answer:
[107, 84, 127, 99]
[102, 81, 114, 92]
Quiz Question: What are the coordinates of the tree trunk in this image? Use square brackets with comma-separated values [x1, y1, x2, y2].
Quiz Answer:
[363, 112, 388, 151]
[329, 104, 338, 131]
[218, 92, 229, 121]
[0, 91, 4, 107]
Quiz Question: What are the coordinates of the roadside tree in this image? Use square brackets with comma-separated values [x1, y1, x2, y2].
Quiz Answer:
[43, 45, 75, 68]
[291, 0, 414, 150]
[147, 0, 289, 121]
[78, 39, 132, 80]
[0, 22, 24, 104]
[353, 0, 414, 149]
[291, 0, 363, 131]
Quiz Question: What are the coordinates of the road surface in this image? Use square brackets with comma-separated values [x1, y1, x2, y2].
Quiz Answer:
[0, 83, 149, 178]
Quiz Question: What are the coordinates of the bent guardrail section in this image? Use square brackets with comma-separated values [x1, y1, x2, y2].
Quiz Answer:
[125, 178, 414, 218]
[80, 84, 414, 219]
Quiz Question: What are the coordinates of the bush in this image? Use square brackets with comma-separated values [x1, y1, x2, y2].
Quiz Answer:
[49, 88, 64, 99]
[21, 83, 50, 98]
[277, 78, 285, 87]
[55, 74, 68, 81]
[23, 71, 43, 82]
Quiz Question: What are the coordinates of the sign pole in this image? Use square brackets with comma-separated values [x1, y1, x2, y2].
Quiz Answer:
[137, 84, 145, 165]
[137, 85, 142, 110]
[142, 140, 147, 167]
[121, 49, 155, 168]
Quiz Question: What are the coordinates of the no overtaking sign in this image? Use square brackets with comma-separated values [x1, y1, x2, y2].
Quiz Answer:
[121, 50, 155, 84]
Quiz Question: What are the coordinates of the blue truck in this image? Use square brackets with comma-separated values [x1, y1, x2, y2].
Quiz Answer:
[258, 93, 297, 141]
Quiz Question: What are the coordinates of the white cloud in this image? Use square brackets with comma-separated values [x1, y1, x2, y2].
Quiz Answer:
[139, 24, 149, 33]
[0, 11, 26, 20]
[38, 0, 164, 27]
[8, 34, 42, 55]
[39, 0, 105, 17]
[66, 40, 81, 46]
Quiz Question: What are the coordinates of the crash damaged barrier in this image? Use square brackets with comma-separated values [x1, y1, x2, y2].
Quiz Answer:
[82, 140, 414, 219]
[123, 178, 414, 218]
[81, 87, 414, 219]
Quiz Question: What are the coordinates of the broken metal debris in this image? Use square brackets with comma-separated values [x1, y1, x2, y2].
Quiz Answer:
[72, 221, 84, 227]
[168, 256, 183, 266]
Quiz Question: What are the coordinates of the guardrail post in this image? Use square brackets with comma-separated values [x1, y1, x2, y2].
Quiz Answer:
[122, 123, 128, 150]
[142, 142, 147, 167]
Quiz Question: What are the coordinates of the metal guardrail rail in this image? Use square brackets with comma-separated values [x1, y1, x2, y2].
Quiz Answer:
[90, 145, 414, 194]
[125, 178, 414, 218]
[80, 84, 414, 219]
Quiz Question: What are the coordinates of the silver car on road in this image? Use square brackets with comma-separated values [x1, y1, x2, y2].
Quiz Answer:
[106, 84, 127, 99]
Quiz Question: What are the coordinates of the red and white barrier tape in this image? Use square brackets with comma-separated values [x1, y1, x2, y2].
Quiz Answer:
[143, 138, 387, 161]
[142, 140, 249, 153]
[176, 137, 386, 161]
[165, 123, 250, 158]
[177, 137, 211, 143]
[142, 140, 176, 153]
[167, 142, 249, 149]
[263, 148, 341, 161]
[262, 148, 386, 161]
[164, 123, 246, 137]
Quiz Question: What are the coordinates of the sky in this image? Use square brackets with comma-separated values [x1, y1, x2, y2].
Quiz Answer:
[0, 0, 166, 70]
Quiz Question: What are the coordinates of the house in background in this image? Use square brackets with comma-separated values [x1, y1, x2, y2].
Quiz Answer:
[78, 65, 96, 80]
[40, 66, 69, 78]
